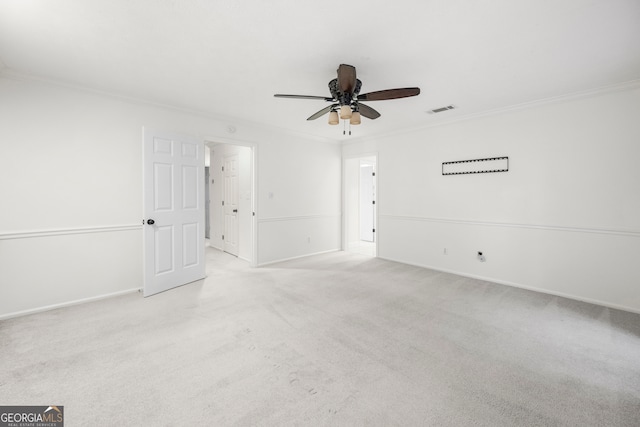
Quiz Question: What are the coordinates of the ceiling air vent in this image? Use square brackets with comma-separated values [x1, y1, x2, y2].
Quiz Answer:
[427, 105, 456, 114]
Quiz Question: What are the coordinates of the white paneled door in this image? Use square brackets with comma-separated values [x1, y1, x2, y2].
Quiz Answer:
[223, 154, 239, 256]
[143, 129, 205, 297]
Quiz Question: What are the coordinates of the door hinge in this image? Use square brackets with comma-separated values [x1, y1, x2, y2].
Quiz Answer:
[222, 166, 224, 171]
[372, 172, 375, 176]
[222, 235, 224, 240]
[372, 200, 375, 204]
[222, 200, 224, 206]
[373, 229, 376, 233]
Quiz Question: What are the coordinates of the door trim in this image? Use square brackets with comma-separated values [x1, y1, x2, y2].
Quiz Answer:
[342, 153, 378, 256]
[223, 153, 240, 256]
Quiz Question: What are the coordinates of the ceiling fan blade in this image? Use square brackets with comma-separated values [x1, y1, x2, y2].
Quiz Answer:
[274, 94, 334, 101]
[357, 103, 381, 120]
[307, 104, 336, 121]
[358, 87, 420, 101]
[337, 64, 357, 94]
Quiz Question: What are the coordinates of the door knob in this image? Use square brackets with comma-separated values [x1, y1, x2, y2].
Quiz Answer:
[146, 219, 155, 225]
[233, 209, 238, 213]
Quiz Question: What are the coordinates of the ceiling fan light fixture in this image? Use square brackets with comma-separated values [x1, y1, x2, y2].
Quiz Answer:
[339, 105, 352, 119]
[274, 64, 420, 130]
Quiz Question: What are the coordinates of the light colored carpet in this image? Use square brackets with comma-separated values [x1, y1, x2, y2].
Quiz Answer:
[1, 249, 639, 426]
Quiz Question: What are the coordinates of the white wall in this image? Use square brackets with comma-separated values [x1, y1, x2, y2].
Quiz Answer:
[343, 83, 640, 313]
[0, 74, 341, 318]
[257, 136, 342, 264]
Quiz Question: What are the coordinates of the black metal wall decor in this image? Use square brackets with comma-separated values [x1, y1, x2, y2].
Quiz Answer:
[442, 156, 509, 175]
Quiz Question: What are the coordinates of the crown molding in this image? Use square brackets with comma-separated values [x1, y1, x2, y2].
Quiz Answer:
[343, 79, 640, 145]
[4, 68, 636, 147]
[0, 68, 338, 145]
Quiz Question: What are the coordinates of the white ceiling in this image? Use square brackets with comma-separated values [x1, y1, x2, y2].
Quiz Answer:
[1, 0, 639, 141]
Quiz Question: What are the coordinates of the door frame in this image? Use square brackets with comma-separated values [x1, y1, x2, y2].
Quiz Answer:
[206, 138, 258, 267]
[359, 160, 376, 242]
[342, 153, 378, 256]
[222, 152, 240, 256]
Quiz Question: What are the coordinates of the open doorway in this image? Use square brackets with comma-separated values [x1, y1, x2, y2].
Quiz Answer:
[207, 142, 256, 265]
[343, 154, 377, 257]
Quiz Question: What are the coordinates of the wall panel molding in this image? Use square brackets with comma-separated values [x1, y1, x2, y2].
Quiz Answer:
[0, 224, 142, 240]
[379, 214, 640, 238]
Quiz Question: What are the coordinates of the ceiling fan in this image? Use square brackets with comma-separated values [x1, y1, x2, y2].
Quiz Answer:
[274, 64, 420, 128]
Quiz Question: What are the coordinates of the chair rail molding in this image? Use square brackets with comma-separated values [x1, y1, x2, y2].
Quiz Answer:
[379, 214, 640, 238]
[0, 224, 142, 240]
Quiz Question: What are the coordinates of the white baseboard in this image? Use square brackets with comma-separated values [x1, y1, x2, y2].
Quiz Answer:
[257, 248, 340, 267]
[0, 288, 141, 320]
[377, 256, 640, 315]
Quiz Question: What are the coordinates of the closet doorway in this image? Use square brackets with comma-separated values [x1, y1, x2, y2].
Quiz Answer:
[343, 155, 377, 257]
[207, 142, 256, 265]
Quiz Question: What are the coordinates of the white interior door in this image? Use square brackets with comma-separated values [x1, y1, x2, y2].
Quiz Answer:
[360, 163, 375, 242]
[223, 154, 239, 256]
[143, 129, 205, 297]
